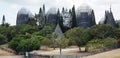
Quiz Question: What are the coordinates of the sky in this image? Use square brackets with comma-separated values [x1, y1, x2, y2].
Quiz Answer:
[0, 0, 120, 25]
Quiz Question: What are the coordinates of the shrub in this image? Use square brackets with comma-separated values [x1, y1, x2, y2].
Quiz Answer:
[8, 38, 40, 54]
[0, 34, 7, 45]
[86, 38, 117, 51]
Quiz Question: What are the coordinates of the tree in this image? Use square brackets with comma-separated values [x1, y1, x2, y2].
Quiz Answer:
[34, 24, 55, 37]
[57, 9, 64, 32]
[52, 32, 58, 50]
[71, 5, 77, 28]
[0, 25, 16, 41]
[89, 24, 113, 39]
[41, 36, 52, 50]
[112, 28, 120, 38]
[65, 27, 83, 44]
[76, 30, 91, 51]
[6, 26, 16, 41]
[8, 38, 40, 54]
[65, 27, 91, 51]
[0, 34, 7, 45]
[15, 25, 38, 35]
[19, 38, 40, 52]
[91, 10, 96, 26]
[8, 38, 21, 54]
[35, 7, 46, 29]
[86, 38, 117, 52]
[2, 15, 5, 26]
[27, 18, 37, 26]
[56, 37, 69, 55]
[86, 38, 103, 51]
[15, 33, 32, 40]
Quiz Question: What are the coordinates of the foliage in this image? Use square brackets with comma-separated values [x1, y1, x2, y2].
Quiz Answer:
[56, 37, 69, 48]
[75, 30, 91, 47]
[8, 24, 55, 53]
[15, 25, 38, 35]
[8, 38, 21, 54]
[33, 24, 55, 37]
[86, 39, 104, 50]
[0, 34, 7, 45]
[65, 27, 83, 44]
[86, 38, 117, 51]
[103, 38, 117, 47]
[41, 36, 52, 48]
[71, 5, 77, 27]
[112, 28, 120, 38]
[56, 37, 69, 54]
[65, 27, 91, 47]
[1, 23, 10, 27]
[27, 18, 37, 26]
[8, 37, 41, 54]
[0, 25, 16, 41]
[14, 33, 32, 40]
[51, 32, 58, 49]
[89, 24, 113, 39]
[31, 35, 44, 42]
[19, 38, 40, 52]
[1, 21, 120, 54]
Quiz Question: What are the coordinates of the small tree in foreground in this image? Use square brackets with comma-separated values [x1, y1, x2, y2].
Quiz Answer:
[56, 37, 69, 55]
[8, 38, 40, 54]
[41, 36, 52, 50]
[8, 38, 21, 54]
[65, 27, 91, 51]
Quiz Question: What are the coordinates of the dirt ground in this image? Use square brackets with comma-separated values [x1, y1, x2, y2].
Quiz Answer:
[1, 45, 120, 58]
[32, 45, 82, 55]
[0, 49, 14, 56]
[83, 48, 120, 58]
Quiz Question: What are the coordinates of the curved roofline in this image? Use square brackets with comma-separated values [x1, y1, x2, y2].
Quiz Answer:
[17, 7, 34, 18]
[76, 3, 93, 15]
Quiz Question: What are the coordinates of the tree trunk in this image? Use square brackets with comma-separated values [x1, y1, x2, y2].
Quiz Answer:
[79, 47, 81, 52]
[85, 46, 88, 52]
[60, 47, 62, 55]
[46, 46, 47, 50]
[60, 46, 62, 58]
[53, 47, 55, 50]
[53, 40, 56, 50]
[53, 42, 56, 50]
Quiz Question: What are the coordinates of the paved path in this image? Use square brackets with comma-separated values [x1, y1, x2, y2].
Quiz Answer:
[83, 48, 120, 58]
[32, 48, 80, 55]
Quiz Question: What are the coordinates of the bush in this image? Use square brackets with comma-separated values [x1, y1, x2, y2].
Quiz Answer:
[86, 39, 103, 50]
[8, 38, 40, 54]
[8, 38, 21, 54]
[103, 38, 117, 47]
[19, 38, 40, 52]
[0, 34, 7, 45]
[86, 38, 117, 51]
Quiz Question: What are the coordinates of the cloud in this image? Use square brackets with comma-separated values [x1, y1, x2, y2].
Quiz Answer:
[92, 0, 120, 6]
[1, 0, 41, 5]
